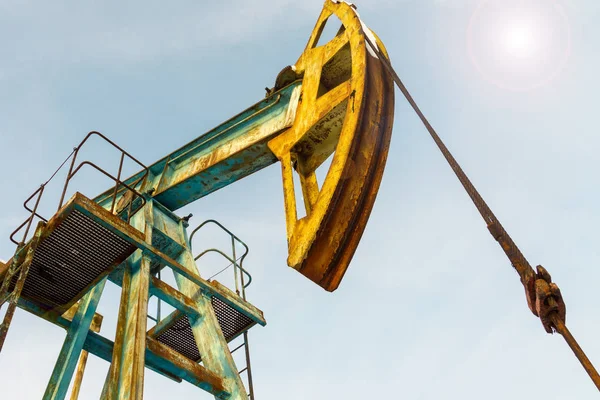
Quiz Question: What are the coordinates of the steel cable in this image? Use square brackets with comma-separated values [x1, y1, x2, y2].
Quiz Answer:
[362, 34, 600, 391]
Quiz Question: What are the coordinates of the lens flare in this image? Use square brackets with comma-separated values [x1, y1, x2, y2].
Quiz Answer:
[467, 0, 571, 91]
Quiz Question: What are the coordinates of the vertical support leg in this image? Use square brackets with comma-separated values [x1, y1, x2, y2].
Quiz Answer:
[43, 278, 107, 400]
[68, 350, 89, 400]
[69, 312, 103, 400]
[105, 253, 151, 400]
[174, 250, 248, 400]
[0, 224, 44, 351]
[99, 369, 111, 400]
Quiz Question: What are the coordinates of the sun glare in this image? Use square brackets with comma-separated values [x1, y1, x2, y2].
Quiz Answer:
[502, 22, 537, 58]
[467, 0, 570, 91]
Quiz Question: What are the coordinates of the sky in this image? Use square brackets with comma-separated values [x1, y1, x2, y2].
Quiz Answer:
[1, 0, 599, 398]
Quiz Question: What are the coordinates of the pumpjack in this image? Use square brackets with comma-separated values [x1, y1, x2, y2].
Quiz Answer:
[2, 0, 599, 398]
[0, 1, 394, 399]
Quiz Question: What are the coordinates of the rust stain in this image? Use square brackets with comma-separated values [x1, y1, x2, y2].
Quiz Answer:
[267, 0, 395, 291]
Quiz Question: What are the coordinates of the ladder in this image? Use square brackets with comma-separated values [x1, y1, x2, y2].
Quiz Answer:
[231, 331, 255, 400]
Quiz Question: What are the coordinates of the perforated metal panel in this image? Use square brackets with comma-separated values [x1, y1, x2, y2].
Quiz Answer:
[12, 209, 136, 313]
[155, 296, 255, 362]
[211, 297, 254, 342]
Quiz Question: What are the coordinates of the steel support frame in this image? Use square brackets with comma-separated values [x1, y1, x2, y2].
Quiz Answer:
[18, 295, 229, 396]
[43, 278, 107, 400]
[104, 252, 151, 400]
[10, 194, 258, 399]
[147, 198, 249, 400]
[174, 251, 247, 400]
[93, 82, 301, 212]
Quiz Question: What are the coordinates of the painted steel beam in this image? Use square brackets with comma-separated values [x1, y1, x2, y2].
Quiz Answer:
[16, 297, 231, 396]
[104, 253, 150, 400]
[149, 276, 201, 319]
[146, 305, 185, 339]
[67, 302, 104, 400]
[43, 279, 107, 400]
[73, 193, 266, 327]
[85, 331, 229, 397]
[94, 82, 301, 211]
[172, 248, 248, 400]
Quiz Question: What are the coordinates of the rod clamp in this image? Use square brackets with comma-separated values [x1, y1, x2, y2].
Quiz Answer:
[531, 265, 566, 334]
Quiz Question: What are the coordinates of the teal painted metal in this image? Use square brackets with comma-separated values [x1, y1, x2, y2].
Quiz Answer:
[149, 277, 201, 320]
[4, 74, 280, 398]
[62, 195, 264, 327]
[43, 278, 107, 400]
[94, 81, 301, 212]
[148, 197, 250, 399]
[3, 188, 264, 400]
[104, 251, 151, 399]
[16, 296, 235, 396]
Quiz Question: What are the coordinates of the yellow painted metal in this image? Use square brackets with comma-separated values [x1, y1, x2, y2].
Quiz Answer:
[69, 308, 102, 400]
[105, 253, 151, 400]
[268, 0, 395, 291]
[1, 2, 395, 398]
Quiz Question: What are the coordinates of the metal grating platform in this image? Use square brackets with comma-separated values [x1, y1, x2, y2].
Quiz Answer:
[11, 209, 137, 313]
[155, 296, 255, 362]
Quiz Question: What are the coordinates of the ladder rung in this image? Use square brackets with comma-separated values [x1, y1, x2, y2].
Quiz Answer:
[231, 342, 246, 354]
[238, 367, 248, 375]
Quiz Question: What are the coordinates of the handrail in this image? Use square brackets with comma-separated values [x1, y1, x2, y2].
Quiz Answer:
[58, 131, 149, 214]
[189, 219, 249, 258]
[194, 249, 252, 289]
[10, 185, 45, 245]
[10, 130, 149, 245]
[68, 161, 147, 220]
[189, 219, 252, 296]
[23, 187, 48, 223]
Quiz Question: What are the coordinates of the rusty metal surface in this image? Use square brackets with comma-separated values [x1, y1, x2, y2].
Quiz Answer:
[145, 337, 229, 398]
[60, 131, 149, 215]
[16, 295, 232, 395]
[104, 254, 151, 400]
[154, 296, 255, 362]
[10, 208, 136, 314]
[268, 0, 395, 291]
[43, 279, 107, 400]
[0, 223, 44, 350]
[6, 193, 141, 316]
[0, 2, 399, 398]
[69, 308, 103, 400]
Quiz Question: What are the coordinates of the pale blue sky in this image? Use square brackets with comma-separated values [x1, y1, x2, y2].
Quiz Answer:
[1, 0, 599, 398]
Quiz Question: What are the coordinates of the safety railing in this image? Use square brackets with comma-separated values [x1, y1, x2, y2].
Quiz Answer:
[10, 185, 47, 246]
[189, 219, 252, 299]
[10, 131, 149, 245]
[57, 131, 149, 214]
[189, 219, 255, 400]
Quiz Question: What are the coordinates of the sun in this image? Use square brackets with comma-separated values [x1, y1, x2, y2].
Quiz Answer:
[502, 21, 538, 59]
[467, 0, 571, 91]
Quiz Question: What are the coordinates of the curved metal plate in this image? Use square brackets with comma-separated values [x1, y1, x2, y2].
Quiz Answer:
[268, 0, 395, 291]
